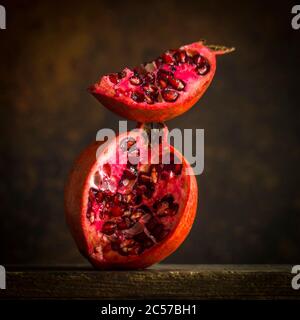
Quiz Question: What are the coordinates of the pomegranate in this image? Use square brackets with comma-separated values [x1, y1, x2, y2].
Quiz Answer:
[66, 40, 233, 269]
[89, 41, 234, 122]
[65, 124, 197, 269]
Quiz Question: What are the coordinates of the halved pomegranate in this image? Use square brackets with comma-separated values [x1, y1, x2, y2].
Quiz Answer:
[65, 125, 197, 269]
[89, 41, 234, 122]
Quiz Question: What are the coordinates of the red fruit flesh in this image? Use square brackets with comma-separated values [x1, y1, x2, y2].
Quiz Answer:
[65, 127, 197, 269]
[89, 41, 234, 122]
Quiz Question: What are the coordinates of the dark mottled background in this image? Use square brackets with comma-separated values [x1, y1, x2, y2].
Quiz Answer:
[0, 0, 299, 265]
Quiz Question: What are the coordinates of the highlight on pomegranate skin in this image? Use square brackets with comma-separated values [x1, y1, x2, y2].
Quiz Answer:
[65, 128, 198, 269]
[89, 40, 234, 122]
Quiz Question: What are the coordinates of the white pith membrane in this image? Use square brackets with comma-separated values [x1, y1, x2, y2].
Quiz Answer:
[91, 43, 211, 107]
[84, 131, 189, 261]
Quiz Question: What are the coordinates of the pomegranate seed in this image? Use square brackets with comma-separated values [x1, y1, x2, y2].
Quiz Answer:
[161, 195, 174, 204]
[102, 163, 111, 177]
[155, 57, 163, 67]
[119, 178, 136, 194]
[185, 55, 194, 65]
[143, 84, 158, 94]
[154, 194, 178, 216]
[131, 91, 145, 103]
[156, 229, 168, 241]
[134, 232, 154, 249]
[168, 77, 185, 91]
[138, 174, 151, 185]
[128, 163, 138, 173]
[122, 167, 137, 180]
[157, 69, 172, 80]
[193, 54, 205, 66]
[151, 168, 158, 183]
[156, 201, 170, 216]
[151, 163, 162, 173]
[158, 79, 168, 89]
[95, 191, 103, 203]
[130, 210, 143, 221]
[136, 184, 147, 195]
[161, 51, 174, 64]
[144, 94, 154, 104]
[89, 188, 99, 198]
[174, 50, 187, 63]
[111, 241, 120, 251]
[171, 203, 179, 215]
[130, 244, 143, 255]
[138, 205, 152, 214]
[113, 193, 122, 204]
[111, 206, 123, 217]
[160, 171, 170, 180]
[143, 239, 154, 249]
[120, 239, 135, 249]
[162, 88, 179, 102]
[179, 50, 187, 63]
[122, 194, 132, 203]
[118, 70, 126, 79]
[146, 217, 159, 232]
[123, 209, 132, 217]
[117, 218, 131, 230]
[108, 73, 119, 84]
[134, 232, 149, 242]
[197, 62, 210, 75]
[155, 194, 174, 207]
[163, 195, 175, 204]
[118, 248, 129, 256]
[151, 223, 165, 240]
[102, 221, 117, 235]
[194, 55, 210, 75]
[143, 85, 159, 104]
[145, 184, 155, 198]
[143, 72, 155, 84]
[122, 179, 130, 186]
[130, 76, 142, 85]
[139, 164, 150, 173]
[134, 194, 143, 205]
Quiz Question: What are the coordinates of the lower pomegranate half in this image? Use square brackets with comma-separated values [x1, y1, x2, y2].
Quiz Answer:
[65, 130, 198, 269]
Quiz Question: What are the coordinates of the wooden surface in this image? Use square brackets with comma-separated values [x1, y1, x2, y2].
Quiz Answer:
[0, 265, 299, 300]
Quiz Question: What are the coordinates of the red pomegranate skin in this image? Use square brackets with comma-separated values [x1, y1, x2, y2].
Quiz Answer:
[65, 136, 198, 270]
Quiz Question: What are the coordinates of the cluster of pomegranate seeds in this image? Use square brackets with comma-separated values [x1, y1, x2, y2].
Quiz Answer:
[86, 137, 183, 257]
[108, 70, 126, 84]
[107, 48, 210, 105]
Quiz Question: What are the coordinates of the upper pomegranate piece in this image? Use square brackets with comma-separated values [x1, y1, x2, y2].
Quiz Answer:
[89, 41, 234, 122]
